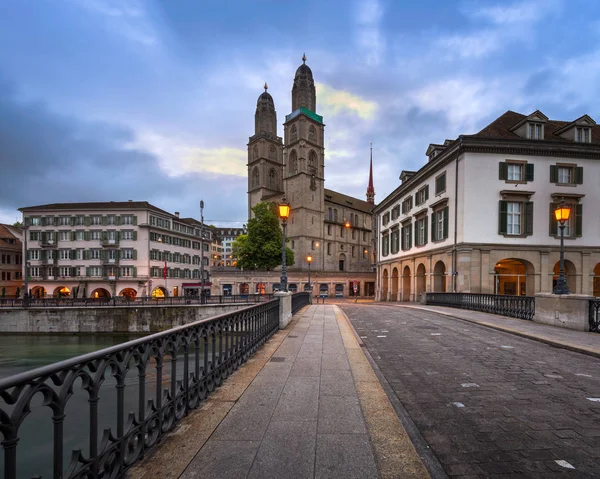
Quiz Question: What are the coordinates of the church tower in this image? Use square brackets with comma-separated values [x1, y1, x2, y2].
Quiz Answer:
[247, 83, 284, 218]
[366, 144, 375, 206]
[283, 54, 326, 270]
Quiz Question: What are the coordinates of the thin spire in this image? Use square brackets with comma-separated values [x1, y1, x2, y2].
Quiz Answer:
[302, 53, 306, 64]
[366, 143, 375, 205]
[264, 81, 268, 91]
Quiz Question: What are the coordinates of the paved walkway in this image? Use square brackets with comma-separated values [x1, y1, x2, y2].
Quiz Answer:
[129, 304, 428, 479]
[398, 304, 600, 358]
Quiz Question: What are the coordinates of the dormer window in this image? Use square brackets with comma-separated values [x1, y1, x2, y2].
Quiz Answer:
[575, 127, 590, 143]
[528, 123, 543, 139]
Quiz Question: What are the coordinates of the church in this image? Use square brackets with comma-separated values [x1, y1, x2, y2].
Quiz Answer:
[245, 55, 377, 296]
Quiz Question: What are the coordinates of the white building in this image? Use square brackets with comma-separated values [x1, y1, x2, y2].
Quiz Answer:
[374, 110, 600, 301]
[19, 201, 212, 299]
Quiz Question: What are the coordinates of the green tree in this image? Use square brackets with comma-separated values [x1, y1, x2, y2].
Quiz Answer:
[233, 202, 294, 270]
[12, 221, 23, 227]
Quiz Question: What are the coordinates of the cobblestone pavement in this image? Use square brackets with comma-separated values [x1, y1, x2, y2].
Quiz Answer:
[339, 304, 600, 478]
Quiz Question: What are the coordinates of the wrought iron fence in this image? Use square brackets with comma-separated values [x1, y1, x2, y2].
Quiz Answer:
[424, 292, 535, 320]
[589, 299, 600, 332]
[0, 299, 280, 479]
[291, 292, 310, 314]
[0, 294, 274, 309]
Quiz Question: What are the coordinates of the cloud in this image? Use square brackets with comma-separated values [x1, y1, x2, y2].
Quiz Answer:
[316, 83, 378, 120]
[354, 0, 385, 66]
[468, 1, 557, 25]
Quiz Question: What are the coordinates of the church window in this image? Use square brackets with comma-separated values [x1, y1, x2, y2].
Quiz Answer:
[291, 125, 298, 142]
[328, 208, 332, 220]
[327, 225, 332, 235]
[268, 169, 276, 189]
[269, 145, 276, 159]
[308, 150, 317, 170]
[252, 167, 260, 188]
[309, 125, 316, 141]
[327, 243, 332, 255]
[352, 229, 356, 240]
[289, 150, 298, 174]
[253, 145, 258, 159]
[334, 209, 338, 222]
[352, 246, 356, 257]
[340, 226, 344, 237]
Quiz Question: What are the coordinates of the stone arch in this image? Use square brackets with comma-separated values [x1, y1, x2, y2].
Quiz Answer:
[339, 253, 346, 271]
[553, 260, 577, 294]
[402, 265, 411, 301]
[90, 288, 111, 299]
[391, 267, 399, 300]
[382, 268, 389, 300]
[120, 288, 137, 300]
[268, 168, 277, 190]
[31, 286, 46, 298]
[251, 167, 260, 188]
[309, 125, 316, 141]
[593, 263, 600, 296]
[53, 286, 71, 298]
[269, 145, 276, 159]
[152, 286, 166, 298]
[494, 258, 535, 296]
[308, 150, 317, 170]
[433, 261, 447, 292]
[289, 150, 298, 175]
[416, 263, 426, 299]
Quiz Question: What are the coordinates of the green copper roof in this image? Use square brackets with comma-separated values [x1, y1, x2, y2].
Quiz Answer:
[285, 107, 323, 124]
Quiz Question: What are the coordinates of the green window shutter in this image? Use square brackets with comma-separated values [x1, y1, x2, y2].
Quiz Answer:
[443, 207, 449, 239]
[71, 231, 76, 241]
[400, 226, 404, 250]
[84, 216, 91, 226]
[525, 202, 534, 236]
[431, 212, 437, 241]
[499, 162, 508, 180]
[84, 231, 90, 241]
[414, 193, 418, 205]
[85, 250, 91, 260]
[575, 204, 583, 237]
[133, 216, 138, 226]
[549, 203, 558, 236]
[102, 231, 108, 241]
[86, 267, 90, 277]
[408, 223, 413, 249]
[41, 217, 47, 227]
[413, 222, 418, 246]
[550, 165, 558, 183]
[425, 185, 429, 201]
[70, 216, 75, 226]
[133, 249, 137, 260]
[41, 232, 47, 242]
[27, 250, 31, 260]
[525, 163, 534, 182]
[116, 216, 121, 226]
[424, 217, 428, 245]
[132, 266, 137, 278]
[575, 167, 584, 185]
[133, 231, 138, 241]
[499, 201, 508, 234]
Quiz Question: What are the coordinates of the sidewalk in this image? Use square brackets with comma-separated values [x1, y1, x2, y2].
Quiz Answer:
[129, 305, 429, 479]
[399, 304, 600, 358]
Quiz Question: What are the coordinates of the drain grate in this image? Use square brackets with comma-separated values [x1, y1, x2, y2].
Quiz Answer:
[288, 335, 299, 338]
[270, 357, 286, 362]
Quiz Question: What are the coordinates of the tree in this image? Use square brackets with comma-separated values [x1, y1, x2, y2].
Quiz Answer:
[12, 221, 23, 227]
[233, 202, 294, 270]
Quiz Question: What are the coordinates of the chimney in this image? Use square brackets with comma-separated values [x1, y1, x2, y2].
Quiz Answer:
[174, 212, 180, 218]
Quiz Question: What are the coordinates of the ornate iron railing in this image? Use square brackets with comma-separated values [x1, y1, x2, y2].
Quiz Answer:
[0, 299, 280, 479]
[424, 293, 535, 320]
[0, 294, 274, 309]
[291, 292, 310, 314]
[589, 299, 600, 332]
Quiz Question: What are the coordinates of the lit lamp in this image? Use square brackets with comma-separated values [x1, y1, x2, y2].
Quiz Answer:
[344, 220, 351, 228]
[278, 200, 291, 292]
[553, 200, 571, 295]
[307, 255, 312, 294]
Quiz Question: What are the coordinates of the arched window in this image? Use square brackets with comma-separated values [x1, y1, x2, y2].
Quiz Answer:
[352, 246, 356, 257]
[252, 167, 260, 188]
[327, 243, 332, 255]
[253, 145, 258, 159]
[268, 169, 276, 189]
[269, 145, 276, 159]
[308, 150, 317, 170]
[289, 150, 298, 174]
[309, 125, 316, 141]
[291, 125, 297, 142]
[352, 229, 356, 240]
[328, 207, 332, 220]
[340, 226, 344, 237]
[334, 209, 338, 222]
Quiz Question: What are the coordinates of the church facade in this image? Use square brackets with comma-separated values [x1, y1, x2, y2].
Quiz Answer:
[238, 56, 377, 296]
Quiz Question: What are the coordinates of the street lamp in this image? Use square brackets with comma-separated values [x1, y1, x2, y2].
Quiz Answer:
[553, 200, 571, 295]
[278, 199, 290, 292]
[306, 254, 312, 294]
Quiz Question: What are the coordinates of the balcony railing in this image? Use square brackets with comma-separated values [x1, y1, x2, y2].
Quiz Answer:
[40, 239, 57, 248]
[0, 299, 280, 478]
[103, 257, 119, 265]
[423, 292, 535, 320]
[101, 238, 119, 247]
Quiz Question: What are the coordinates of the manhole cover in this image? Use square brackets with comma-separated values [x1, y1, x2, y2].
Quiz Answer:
[270, 357, 286, 362]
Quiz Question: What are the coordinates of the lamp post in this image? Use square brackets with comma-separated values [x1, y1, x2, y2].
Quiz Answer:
[278, 200, 290, 292]
[157, 236, 167, 297]
[200, 200, 205, 303]
[307, 254, 312, 294]
[553, 200, 572, 295]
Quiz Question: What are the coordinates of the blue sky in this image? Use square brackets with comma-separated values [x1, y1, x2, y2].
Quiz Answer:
[1, 0, 599, 225]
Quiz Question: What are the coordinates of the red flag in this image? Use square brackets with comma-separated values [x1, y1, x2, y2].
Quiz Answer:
[163, 260, 168, 280]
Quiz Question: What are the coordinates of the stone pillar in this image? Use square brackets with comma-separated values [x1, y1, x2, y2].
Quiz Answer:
[480, 249, 491, 293]
[275, 291, 292, 329]
[581, 252, 590, 295]
[539, 251, 549, 293]
[470, 249, 481, 293]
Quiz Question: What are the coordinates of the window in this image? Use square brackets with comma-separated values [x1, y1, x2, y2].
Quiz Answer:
[435, 173, 446, 195]
[76, 231, 85, 241]
[121, 267, 134, 277]
[327, 243, 332, 255]
[415, 216, 428, 246]
[311, 240, 316, 250]
[558, 167, 571, 184]
[91, 230, 101, 240]
[289, 150, 298, 174]
[291, 124, 297, 142]
[309, 125, 316, 141]
[59, 231, 70, 241]
[507, 164, 522, 181]
[498, 201, 533, 236]
[60, 249, 70, 260]
[431, 207, 449, 241]
[122, 215, 134, 225]
[499, 161, 533, 182]
[391, 228, 399, 254]
[401, 224, 412, 251]
[88, 266, 102, 277]
[352, 246, 356, 257]
[30, 250, 40, 260]
[382, 212, 390, 226]
[576, 127, 590, 143]
[107, 216, 116, 225]
[75, 216, 84, 225]
[122, 230, 133, 240]
[528, 123, 543, 139]
[401, 196, 413, 214]
[415, 185, 429, 206]
[91, 249, 102, 259]
[59, 267, 71, 277]
[391, 205, 400, 220]
[29, 231, 40, 241]
[334, 209, 338, 222]
[549, 202, 582, 238]
[59, 216, 70, 226]
[340, 226, 344, 237]
[30, 217, 40, 226]
[268, 169, 276, 189]
[382, 233, 389, 256]
[91, 216, 101, 225]
[30, 267, 40, 278]
[328, 207, 332, 220]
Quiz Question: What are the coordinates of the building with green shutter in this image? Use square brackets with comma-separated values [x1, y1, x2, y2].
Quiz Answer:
[18, 201, 213, 299]
[374, 109, 600, 301]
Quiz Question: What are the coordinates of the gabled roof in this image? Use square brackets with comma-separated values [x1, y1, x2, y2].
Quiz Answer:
[553, 114, 596, 135]
[19, 201, 176, 218]
[324, 188, 374, 213]
[508, 109, 549, 132]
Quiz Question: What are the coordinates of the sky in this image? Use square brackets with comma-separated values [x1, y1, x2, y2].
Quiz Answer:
[1, 0, 599, 226]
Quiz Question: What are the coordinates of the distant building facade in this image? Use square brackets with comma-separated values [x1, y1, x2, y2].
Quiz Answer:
[0, 224, 23, 298]
[374, 110, 600, 301]
[19, 202, 212, 299]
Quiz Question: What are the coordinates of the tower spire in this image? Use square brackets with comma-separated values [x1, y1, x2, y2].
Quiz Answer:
[366, 143, 375, 205]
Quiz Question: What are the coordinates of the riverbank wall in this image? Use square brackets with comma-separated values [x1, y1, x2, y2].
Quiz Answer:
[0, 303, 251, 333]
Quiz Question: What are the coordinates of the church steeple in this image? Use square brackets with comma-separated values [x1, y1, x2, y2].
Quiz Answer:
[292, 53, 317, 112]
[255, 82, 277, 136]
[366, 143, 375, 205]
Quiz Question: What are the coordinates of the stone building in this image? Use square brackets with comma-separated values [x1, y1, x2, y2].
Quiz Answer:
[0, 224, 23, 298]
[244, 55, 376, 297]
[374, 110, 600, 301]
